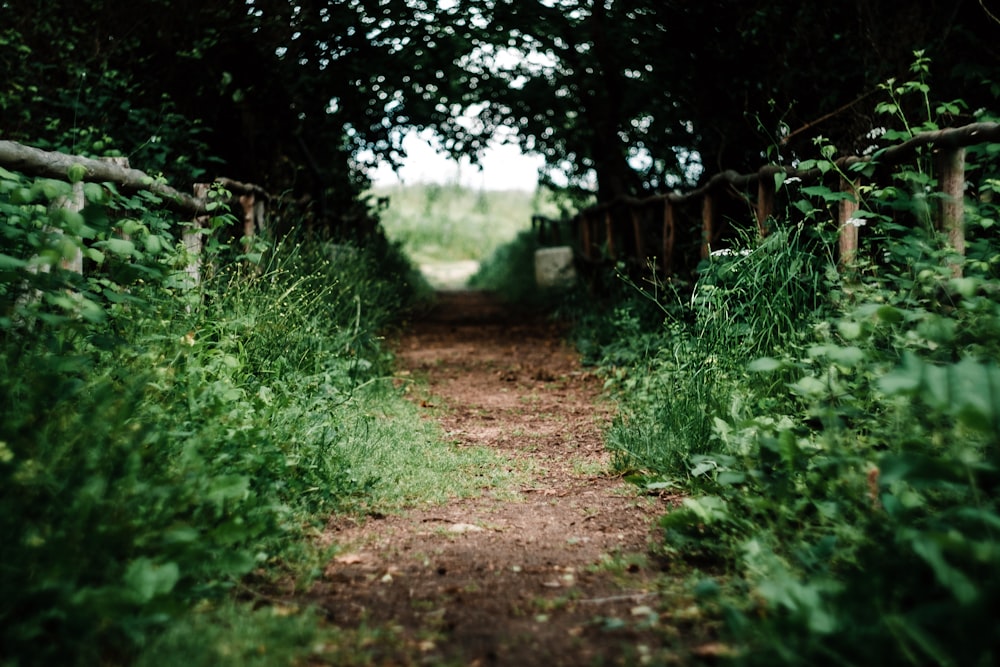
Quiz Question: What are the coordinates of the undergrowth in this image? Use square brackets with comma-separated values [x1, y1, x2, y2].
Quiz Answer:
[569, 58, 1000, 666]
[0, 165, 497, 664]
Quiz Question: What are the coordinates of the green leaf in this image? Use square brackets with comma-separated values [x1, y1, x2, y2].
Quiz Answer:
[96, 237, 138, 257]
[124, 558, 180, 603]
[206, 475, 250, 507]
[910, 534, 978, 605]
[0, 253, 27, 270]
[789, 375, 828, 397]
[836, 319, 863, 340]
[875, 305, 904, 323]
[827, 345, 865, 366]
[773, 171, 787, 192]
[749, 357, 783, 372]
[83, 182, 109, 205]
[67, 163, 87, 183]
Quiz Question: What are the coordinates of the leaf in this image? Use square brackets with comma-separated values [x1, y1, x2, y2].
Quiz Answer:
[788, 375, 828, 397]
[749, 357, 783, 372]
[67, 163, 87, 184]
[206, 474, 250, 507]
[96, 237, 138, 258]
[0, 253, 27, 270]
[124, 558, 180, 603]
[827, 345, 865, 367]
[773, 171, 787, 192]
[837, 319, 863, 340]
[717, 471, 746, 486]
[689, 460, 717, 477]
[875, 305, 905, 323]
[910, 534, 978, 605]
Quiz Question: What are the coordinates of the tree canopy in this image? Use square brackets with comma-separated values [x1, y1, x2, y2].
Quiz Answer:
[2, 0, 997, 228]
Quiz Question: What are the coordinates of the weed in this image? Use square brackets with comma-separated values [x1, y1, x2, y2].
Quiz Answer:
[562, 56, 1000, 666]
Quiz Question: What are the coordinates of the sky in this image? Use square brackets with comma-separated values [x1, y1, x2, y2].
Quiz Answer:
[366, 128, 547, 191]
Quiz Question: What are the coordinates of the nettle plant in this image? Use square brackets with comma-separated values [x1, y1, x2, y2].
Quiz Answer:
[654, 55, 1000, 665]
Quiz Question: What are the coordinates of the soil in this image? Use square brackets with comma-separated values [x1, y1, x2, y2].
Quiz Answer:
[310, 291, 693, 666]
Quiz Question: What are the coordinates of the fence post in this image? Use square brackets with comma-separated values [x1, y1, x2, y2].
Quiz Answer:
[54, 182, 85, 273]
[938, 147, 966, 275]
[629, 206, 647, 266]
[756, 168, 775, 236]
[701, 194, 714, 258]
[254, 195, 267, 238]
[662, 199, 675, 276]
[604, 208, 617, 261]
[186, 183, 209, 285]
[239, 193, 256, 254]
[838, 176, 859, 268]
[102, 157, 131, 242]
[578, 213, 592, 261]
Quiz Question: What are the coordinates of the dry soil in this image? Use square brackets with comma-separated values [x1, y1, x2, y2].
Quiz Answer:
[310, 290, 690, 666]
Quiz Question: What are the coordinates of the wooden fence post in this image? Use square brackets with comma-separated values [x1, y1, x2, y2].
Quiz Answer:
[578, 213, 592, 261]
[938, 147, 966, 275]
[186, 183, 209, 285]
[838, 176, 859, 268]
[604, 208, 617, 261]
[54, 182, 85, 273]
[701, 194, 715, 258]
[662, 199, 675, 276]
[629, 206, 647, 266]
[239, 193, 256, 253]
[756, 168, 775, 236]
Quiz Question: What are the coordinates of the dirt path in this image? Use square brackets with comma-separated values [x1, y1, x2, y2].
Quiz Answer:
[311, 291, 681, 666]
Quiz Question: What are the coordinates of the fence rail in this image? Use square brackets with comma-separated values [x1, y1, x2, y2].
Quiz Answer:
[535, 121, 1000, 279]
[0, 139, 278, 282]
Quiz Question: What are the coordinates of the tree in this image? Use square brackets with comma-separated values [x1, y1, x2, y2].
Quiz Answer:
[426, 0, 999, 199]
[3, 0, 996, 220]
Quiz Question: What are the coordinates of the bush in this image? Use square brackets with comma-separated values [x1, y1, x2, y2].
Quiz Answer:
[573, 83, 1000, 665]
[0, 166, 425, 664]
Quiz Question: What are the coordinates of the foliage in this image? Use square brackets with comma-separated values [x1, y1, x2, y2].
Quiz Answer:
[0, 163, 473, 664]
[571, 75, 1000, 665]
[372, 182, 562, 264]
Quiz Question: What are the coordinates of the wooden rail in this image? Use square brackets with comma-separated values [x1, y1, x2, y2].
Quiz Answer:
[535, 122, 1000, 279]
[0, 140, 276, 283]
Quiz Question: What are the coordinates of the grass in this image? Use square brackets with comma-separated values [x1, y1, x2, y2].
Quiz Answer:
[370, 182, 564, 265]
[0, 168, 528, 665]
[562, 139, 1000, 666]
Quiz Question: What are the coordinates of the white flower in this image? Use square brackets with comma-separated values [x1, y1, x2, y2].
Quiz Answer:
[783, 176, 802, 184]
[845, 217, 867, 228]
[710, 248, 751, 258]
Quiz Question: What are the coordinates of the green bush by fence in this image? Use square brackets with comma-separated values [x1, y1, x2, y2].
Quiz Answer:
[0, 165, 427, 664]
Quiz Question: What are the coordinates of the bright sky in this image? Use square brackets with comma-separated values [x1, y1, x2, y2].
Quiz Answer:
[366, 128, 547, 191]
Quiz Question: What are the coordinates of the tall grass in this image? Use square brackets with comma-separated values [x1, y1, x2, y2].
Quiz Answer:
[0, 170, 516, 664]
[570, 134, 1000, 665]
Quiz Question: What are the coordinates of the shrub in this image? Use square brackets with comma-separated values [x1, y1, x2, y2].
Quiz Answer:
[0, 165, 425, 663]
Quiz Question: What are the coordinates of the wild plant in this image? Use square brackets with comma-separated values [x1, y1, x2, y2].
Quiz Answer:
[583, 52, 1000, 665]
[0, 163, 430, 663]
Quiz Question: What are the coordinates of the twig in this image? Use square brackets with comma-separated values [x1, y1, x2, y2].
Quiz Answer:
[576, 592, 658, 604]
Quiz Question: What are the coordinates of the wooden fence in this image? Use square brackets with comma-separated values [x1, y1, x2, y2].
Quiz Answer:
[0, 140, 275, 282]
[534, 121, 1000, 280]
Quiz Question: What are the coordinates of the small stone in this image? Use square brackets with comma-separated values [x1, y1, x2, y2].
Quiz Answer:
[448, 523, 484, 533]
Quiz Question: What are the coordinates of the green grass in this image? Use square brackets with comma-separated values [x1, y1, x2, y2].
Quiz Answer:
[370, 182, 564, 265]
[565, 141, 1000, 666]
[0, 169, 522, 665]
